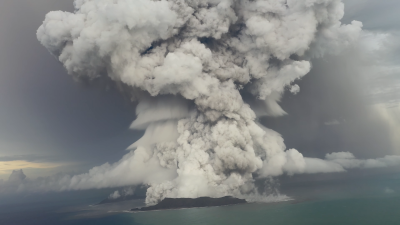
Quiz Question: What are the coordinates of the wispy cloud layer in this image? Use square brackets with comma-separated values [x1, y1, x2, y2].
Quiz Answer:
[0, 160, 61, 180]
[0, 161, 60, 174]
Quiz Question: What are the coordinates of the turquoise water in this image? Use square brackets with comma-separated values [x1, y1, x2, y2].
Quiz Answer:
[2, 175, 400, 225]
[57, 195, 400, 225]
[124, 196, 400, 225]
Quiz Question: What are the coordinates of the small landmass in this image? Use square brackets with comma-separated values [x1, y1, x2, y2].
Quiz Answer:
[131, 196, 247, 211]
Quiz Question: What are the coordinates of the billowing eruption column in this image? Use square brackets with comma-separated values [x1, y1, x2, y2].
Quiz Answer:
[38, 0, 362, 204]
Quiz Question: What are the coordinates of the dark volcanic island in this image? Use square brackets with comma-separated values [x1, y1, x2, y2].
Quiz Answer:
[131, 196, 247, 212]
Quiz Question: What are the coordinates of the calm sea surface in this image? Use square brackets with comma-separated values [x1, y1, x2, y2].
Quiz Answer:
[1, 174, 400, 225]
[1, 195, 400, 225]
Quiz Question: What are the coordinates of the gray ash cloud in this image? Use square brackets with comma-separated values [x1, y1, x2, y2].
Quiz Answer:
[34, 0, 370, 205]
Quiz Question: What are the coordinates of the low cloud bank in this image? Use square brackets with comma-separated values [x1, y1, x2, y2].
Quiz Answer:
[261, 150, 400, 177]
[1, 151, 400, 200]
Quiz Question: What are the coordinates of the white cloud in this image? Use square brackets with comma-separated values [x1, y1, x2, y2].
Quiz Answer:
[290, 85, 300, 95]
[108, 190, 121, 199]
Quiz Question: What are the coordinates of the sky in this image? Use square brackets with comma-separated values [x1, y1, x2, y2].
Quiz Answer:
[0, 0, 141, 179]
[0, 0, 399, 185]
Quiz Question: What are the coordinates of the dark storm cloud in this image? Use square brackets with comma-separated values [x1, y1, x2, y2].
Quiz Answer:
[262, 50, 397, 159]
[0, 0, 141, 167]
[258, 0, 400, 159]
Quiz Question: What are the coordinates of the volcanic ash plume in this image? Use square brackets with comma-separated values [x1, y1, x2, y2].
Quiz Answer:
[37, 0, 362, 204]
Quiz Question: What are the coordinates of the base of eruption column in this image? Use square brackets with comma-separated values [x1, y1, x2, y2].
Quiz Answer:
[131, 196, 247, 212]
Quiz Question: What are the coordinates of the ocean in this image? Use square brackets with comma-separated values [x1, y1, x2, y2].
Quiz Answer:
[131, 196, 400, 225]
[1, 173, 400, 225]
[1, 195, 400, 225]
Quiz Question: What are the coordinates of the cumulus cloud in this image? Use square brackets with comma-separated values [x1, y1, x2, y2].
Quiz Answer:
[107, 187, 137, 200]
[109, 190, 121, 199]
[290, 84, 301, 95]
[7, 170, 26, 184]
[35, 0, 366, 204]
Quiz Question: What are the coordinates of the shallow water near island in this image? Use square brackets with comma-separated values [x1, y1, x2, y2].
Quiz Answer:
[2, 195, 400, 225]
[2, 174, 400, 225]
